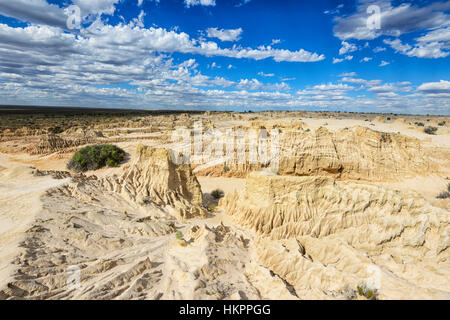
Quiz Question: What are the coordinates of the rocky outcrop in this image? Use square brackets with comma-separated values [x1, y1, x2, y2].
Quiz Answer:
[279, 126, 438, 180]
[28, 130, 104, 155]
[196, 125, 440, 181]
[249, 120, 306, 131]
[157, 224, 263, 300]
[100, 145, 206, 220]
[220, 172, 450, 299]
[395, 118, 410, 125]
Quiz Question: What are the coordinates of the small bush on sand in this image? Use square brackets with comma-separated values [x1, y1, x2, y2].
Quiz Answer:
[437, 192, 450, 199]
[424, 126, 438, 135]
[67, 144, 125, 172]
[357, 283, 378, 300]
[415, 122, 424, 127]
[175, 231, 184, 240]
[138, 196, 151, 206]
[223, 165, 230, 172]
[211, 189, 225, 199]
[436, 183, 450, 199]
[438, 121, 446, 126]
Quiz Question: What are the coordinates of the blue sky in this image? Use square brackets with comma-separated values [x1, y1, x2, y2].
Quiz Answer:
[0, 0, 449, 114]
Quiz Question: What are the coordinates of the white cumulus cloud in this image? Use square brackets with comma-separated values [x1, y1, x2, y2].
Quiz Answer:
[417, 80, 450, 94]
[184, 0, 216, 8]
[206, 27, 243, 42]
[72, 0, 120, 17]
[339, 41, 357, 55]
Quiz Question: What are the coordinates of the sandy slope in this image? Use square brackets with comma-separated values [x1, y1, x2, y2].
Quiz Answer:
[0, 155, 70, 291]
[0, 114, 449, 300]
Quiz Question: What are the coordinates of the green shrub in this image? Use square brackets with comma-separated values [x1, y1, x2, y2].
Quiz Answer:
[438, 121, 446, 126]
[415, 122, 424, 127]
[437, 191, 450, 199]
[67, 144, 125, 172]
[424, 126, 438, 135]
[211, 189, 225, 199]
[357, 286, 364, 296]
[176, 231, 184, 240]
[357, 284, 378, 300]
[223, 165, 230, 172]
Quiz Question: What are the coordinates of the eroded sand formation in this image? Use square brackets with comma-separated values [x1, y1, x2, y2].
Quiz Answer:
[0, 111, 449, 300]
[222, 173, 450, 299]
[195, 124, 446, 181]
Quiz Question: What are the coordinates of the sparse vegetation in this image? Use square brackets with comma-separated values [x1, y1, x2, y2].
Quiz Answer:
[0, 108, 205, 132]
[424, 126, 438, 135]
[67, 144, 125, 172]
[211, 189, 225, 199]
[357, 283, 378, 300]
[175, 231, 187, 247]
[223, 165, 230, 172]
[437, 192, 450, 199]
[438, 121, 446, 126]
[176, 231, 184, 240]
[138, 196, 151, 205]
[341, 283, 378, 300]
[436, 183, 450, 199]
[415, 122, 424, 127]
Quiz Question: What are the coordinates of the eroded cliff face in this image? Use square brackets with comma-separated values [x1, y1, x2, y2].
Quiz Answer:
[279, 126, 438, 180]
[196, 125, 442, 182]
[25, 130, 105, 155]
[221, 172, 450, 299]
[101, 145, 205, 220]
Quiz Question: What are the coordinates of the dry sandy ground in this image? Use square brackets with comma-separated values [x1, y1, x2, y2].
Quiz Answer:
[0, 114, 449, 300]
[0, 155, 71, 290]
